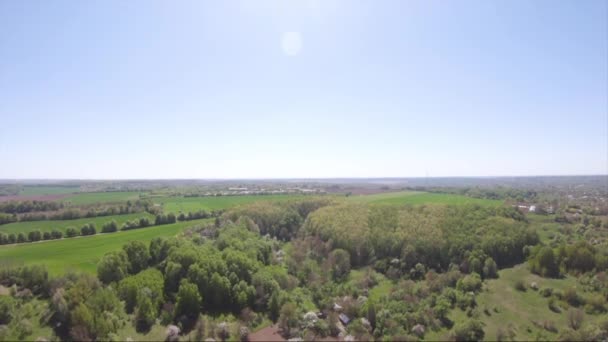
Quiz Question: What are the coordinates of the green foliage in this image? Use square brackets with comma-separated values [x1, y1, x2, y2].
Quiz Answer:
[450, 319, 485, 341]
[122, 240, 150, 274]
[98, 250, 129, 284]
[0, 296, 15, 324]
[175, 279, 202, 320]
[329, 248, 351, 281]
[529, 246, 560, 278]
[278, 302, 299, 337]
[457, 273, 482, 292]
[118, 268, 164, 313]
[482, 257, 498, 279]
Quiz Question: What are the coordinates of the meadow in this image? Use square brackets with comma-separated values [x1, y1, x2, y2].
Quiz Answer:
[61, 191, 144, 205]
[0, 219, 208, 275]
[19, 186, 80, 196]
[155, 194, 309, 213]
[0, 212, 155, 235]
[348, 190, 504, 206]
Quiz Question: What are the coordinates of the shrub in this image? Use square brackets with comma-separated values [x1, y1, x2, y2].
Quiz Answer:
[539, 287, 553, 297]
[563, 287, 584, 307]
[450, 319, 485, 341]
[584, 294, 606, 314]
[66, 227, 79, 237]
[514, 279, 526, 292]
[548, 298, 561, 313]
[101, 220, 118, 233]
[567, 308, 584, 330]
[457, 273, 482, 292]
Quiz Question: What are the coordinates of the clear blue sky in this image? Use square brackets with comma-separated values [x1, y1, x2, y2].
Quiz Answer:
[1, 0, 606, 179]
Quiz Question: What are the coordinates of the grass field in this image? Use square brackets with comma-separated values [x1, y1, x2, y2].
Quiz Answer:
[19, 186, 80, 196]
[0, 219, 208, 275]
[0, 212, 155, 235]
[424, 264, 603, 341]
[62, 191, 144, 205]
[154, 194, 309, 213]
[348, 191, 503, 206]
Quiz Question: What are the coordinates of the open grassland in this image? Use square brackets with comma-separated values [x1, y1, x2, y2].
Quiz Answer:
[155, 194, 310, 213]
[19, 186, 80, 196]
[424, 265, 603, 341]
[61, 191, 144, 204]
[0, 219, 208, 275]
[348, 191, 503, 206]
[0, 212, 155, 235]
[474, 265, 605, 341]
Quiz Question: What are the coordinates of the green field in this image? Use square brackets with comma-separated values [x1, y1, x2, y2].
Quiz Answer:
[425, 265, 602, 341]
[19, 186, 79, 196]
[0, 219, 208, 275]
[62, 191, 144, 205]
[0, 212, 155, 235]
[154, 194, 309, 213]
[348, 191, 503, 206]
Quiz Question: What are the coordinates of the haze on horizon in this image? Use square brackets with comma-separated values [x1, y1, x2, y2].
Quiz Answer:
[1, 0, 606, 179]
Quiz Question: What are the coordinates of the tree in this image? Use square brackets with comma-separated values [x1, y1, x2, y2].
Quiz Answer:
[482, 257, 498, 279]
[0, 296, 14, 324]
[8, 233, 16, 244]
[97, 250, 129, 284]
[175, 279, 202, 320]
[118, 268, 164, 313]
[135, 290, 157, 331]
[43, 231, 52, 240]
[66, 227, 78, 238]
[278, 302, 299, 337]
[530, 246, 559, 278]
[51, 229, 63, 239]
[268, 291, 281, 322]
[28, 230, 42, 242]
[102, 220, 118, 233]
[123, 240, 150, 274]
[328, 249, 351, 281]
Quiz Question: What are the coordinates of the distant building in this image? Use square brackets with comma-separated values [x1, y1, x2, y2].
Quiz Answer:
[529, 205, 536, 212]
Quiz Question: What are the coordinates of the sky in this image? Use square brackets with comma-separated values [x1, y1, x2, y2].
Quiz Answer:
[0, 0, 606, 179]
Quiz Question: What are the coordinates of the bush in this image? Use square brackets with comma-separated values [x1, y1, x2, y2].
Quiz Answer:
[66, 227, 79, 238]
[457, 273, 482, 292]
[539, 287, 553, 297]
[584, 294, 606, 314]
[567, 308, 584, 330]
[548, 298, 561, 313]
[102, 220, 118, 233]
[563, 287, 584, 307]
[51, 229, 63, 239]
[514, 279, 526, 292]
[450, 319, 485, 341]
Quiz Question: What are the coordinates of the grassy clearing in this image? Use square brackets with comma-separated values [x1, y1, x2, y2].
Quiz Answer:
[62, 191, 144, 205]
[154, 194, 309, 213]
[19, 186, 80, 196]
[425, 265, 604, 341]
[474, 264, 578, 341]
[0, 212, 155, 235]
[348, 191, 503, 206]
[0, 219, 209, 275]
